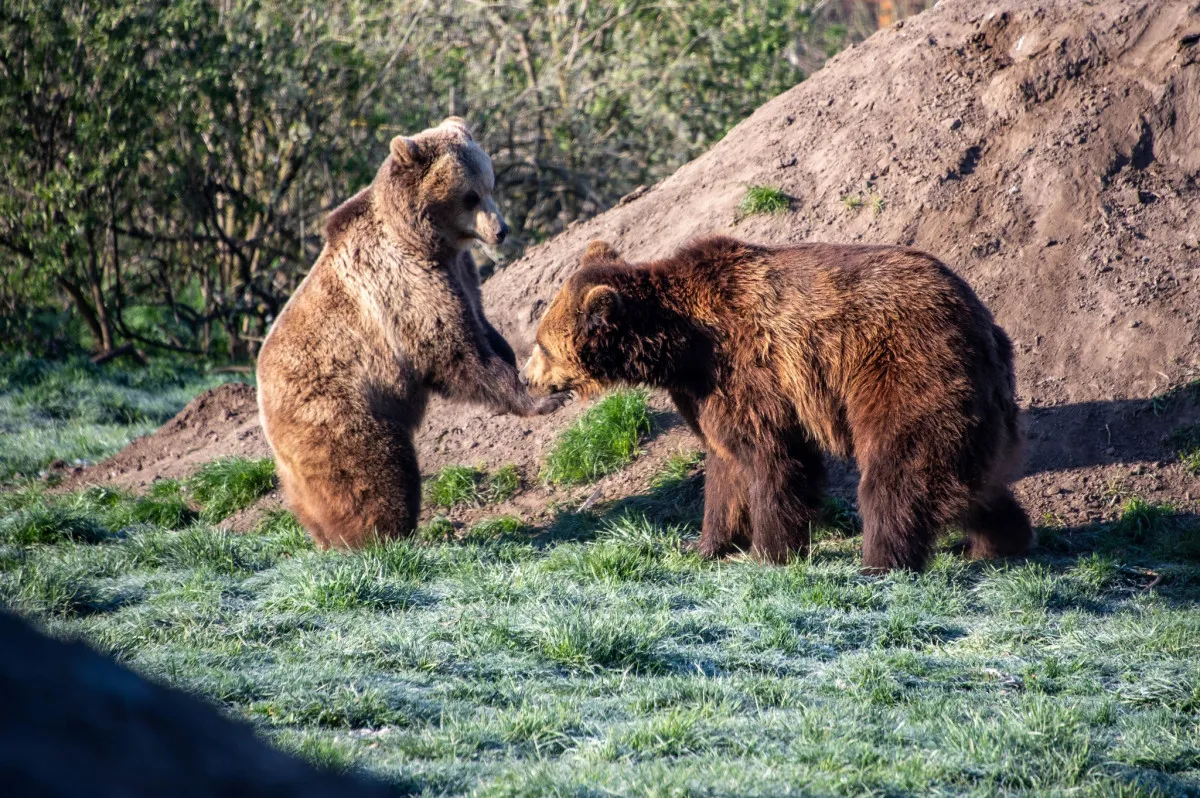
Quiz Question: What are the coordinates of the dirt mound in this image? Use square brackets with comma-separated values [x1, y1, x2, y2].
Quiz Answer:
[76, 383, 267, 487]
[486, 0, 1200, 404]
[73, 0, 1200, 530]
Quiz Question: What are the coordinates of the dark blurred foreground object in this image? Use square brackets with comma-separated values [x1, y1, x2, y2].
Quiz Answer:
[0, 611, 389, 797]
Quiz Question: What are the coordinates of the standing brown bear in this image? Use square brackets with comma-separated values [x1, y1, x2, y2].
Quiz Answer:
[257, 118, 566, 549]
[523, 237, 1032, 572]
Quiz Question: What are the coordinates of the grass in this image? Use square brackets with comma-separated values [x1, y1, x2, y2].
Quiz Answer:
[1151, 378, 1200, 416]
[3, 471, 1200, 794]
[187, 457, 276, 522]
[841, 193, 865, 210]
[4, 366, 1200, 794]
[736, 185, 789, 219]
[426, 464, 521, 509]
[1166, 424, 1200, 476]
[0, 354, 245, 484]
[542, 389, 651, 485]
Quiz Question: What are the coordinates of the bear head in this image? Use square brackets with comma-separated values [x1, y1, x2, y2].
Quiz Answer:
[522, 240, 629, 398]
[377, 117, 509, 248]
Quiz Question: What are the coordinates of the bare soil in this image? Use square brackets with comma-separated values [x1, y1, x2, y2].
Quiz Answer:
[71, 0, 1200, 534]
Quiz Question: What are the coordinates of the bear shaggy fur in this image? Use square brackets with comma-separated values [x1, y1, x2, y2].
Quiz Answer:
[257, 118, 565, 549]
[524, 237, 1032, 572]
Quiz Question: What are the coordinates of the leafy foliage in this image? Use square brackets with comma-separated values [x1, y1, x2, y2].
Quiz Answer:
[0, 0, 923, 358]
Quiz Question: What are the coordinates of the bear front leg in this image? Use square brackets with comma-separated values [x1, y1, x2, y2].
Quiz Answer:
[694, 450, 750, 558]
[857, 467, 936, 573]
[430, 303, 568, 417]
[744, 433, 826, 564]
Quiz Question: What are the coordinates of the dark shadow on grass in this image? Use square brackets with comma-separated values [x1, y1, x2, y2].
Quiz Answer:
[525, 466, 705, 549]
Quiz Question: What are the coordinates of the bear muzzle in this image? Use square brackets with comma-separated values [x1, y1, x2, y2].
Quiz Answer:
[473, 200, 509, 245]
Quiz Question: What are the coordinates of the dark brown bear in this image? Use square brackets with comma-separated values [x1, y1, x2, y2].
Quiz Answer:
[523, 237, 1032, 572]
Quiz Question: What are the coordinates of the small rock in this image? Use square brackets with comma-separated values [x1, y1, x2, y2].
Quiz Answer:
[1129, 320, 1141, 328]
[942, 117, 963, 131]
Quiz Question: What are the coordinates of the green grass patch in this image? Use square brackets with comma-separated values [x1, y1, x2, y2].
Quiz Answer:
[426, 464, 521, 509]
[736, 184, 789, 218]
[542, 389, 651, 485]
[0, 355, 245, 483]
[187, 457, 276, 522]
[5, 369, 1200, 796]
[650, 450, 704, 490]
[1166, 424, 1200, 476]
[0, 504, 112, 546]
[1151, 378, 1200, 415]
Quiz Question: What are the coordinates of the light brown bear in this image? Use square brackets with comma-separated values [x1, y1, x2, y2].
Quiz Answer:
[523, 237, 1032, 572]
[257, 118, 566, 549]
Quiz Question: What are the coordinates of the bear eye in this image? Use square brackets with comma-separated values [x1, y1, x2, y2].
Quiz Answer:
[463, 191, 480, 209]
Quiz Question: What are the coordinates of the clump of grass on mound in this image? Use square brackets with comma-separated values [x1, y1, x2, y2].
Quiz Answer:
[1166, 424, 1200, 476]
[465, 515, 526, 542]
[0, 504, 112, 546]
[1104, 496, 1200, 561]
[649, 450, 704, 491]
[412, 516, 456, 544]
[187, 457, 276, 522]
[542, 389, 651, 485]
[737, 184, 789, 219]
[129, 480, 196, 528]
[426, 464, 521, 509]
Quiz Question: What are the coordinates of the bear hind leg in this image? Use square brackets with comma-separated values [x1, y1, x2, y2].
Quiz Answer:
[280, 429, 421, 549]
[963, 486, 1034, 560]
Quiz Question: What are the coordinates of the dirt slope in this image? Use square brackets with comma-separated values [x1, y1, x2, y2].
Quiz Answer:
[485, 0, 1200, 402]
[73, 0, 1200, 531]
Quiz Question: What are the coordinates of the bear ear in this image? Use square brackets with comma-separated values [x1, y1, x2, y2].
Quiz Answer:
[439, 116, 472, 141]
[582, 240, 621, 264]
[581, 284, 621, 332]
[390, 135, 428, 168]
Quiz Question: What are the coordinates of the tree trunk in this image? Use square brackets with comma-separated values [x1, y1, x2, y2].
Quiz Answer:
[55, 276, 104, 348]
[84, 229, 114, 351]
